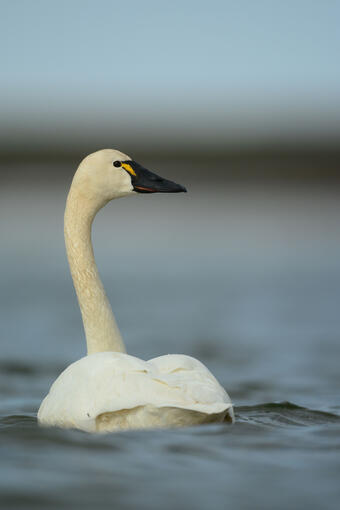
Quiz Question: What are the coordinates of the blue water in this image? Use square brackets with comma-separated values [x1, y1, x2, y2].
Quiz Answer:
[1, 176, 340, 509]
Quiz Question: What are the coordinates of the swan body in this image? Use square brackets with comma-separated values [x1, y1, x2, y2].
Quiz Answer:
[38, 149, 234, 431]
[38, 352, 233, 432]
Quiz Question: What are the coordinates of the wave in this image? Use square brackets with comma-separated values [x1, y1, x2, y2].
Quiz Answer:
[235, 401, 340, 427]
[1, 401, 339, 434]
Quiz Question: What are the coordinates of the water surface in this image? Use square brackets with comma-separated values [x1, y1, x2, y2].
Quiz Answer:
[1, 172, 340, 509]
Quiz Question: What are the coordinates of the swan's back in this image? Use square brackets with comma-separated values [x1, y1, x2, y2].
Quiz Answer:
[38, 352, 234, 432]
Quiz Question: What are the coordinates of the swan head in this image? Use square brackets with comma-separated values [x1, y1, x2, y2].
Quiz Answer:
[73, 149, 187, 202]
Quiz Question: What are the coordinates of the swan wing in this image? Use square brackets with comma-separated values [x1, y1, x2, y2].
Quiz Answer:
[38, 352, 233, 432]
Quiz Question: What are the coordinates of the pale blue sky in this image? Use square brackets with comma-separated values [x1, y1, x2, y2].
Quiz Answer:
[1, 0, 340, 147]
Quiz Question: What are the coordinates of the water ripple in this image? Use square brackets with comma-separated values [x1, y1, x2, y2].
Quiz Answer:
[236, 401, 340, 427]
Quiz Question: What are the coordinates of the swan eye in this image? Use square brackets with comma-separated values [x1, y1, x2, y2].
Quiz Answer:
[113, 161, 121, 168]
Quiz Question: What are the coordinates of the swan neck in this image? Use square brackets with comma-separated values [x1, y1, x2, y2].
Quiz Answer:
[64, 185, 126, 355]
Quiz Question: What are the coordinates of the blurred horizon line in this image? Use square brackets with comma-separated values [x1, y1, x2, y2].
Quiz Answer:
[2, 142, 340, 182]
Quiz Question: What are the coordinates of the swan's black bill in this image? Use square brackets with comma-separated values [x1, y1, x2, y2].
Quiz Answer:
[121, 161, 187, 194]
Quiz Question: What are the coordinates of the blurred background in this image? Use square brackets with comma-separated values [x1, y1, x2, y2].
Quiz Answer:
[1, 0, 340, 162]
[1, 1, 340, 510]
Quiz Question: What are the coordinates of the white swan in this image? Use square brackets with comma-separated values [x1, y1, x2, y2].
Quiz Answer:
[38, 149, 234, 432]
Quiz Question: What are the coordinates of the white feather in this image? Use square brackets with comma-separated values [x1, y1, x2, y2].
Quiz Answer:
[38, 149, 234, 432]
[38, 352, 234, 432]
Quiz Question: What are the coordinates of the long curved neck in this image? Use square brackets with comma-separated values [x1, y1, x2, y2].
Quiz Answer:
[64, 184, 126, 355]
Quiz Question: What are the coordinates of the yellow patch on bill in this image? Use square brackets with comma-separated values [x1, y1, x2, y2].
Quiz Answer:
[121, 163, 137, 177]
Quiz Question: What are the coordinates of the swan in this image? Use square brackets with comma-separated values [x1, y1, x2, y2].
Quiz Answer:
[38, 149, 234, 432]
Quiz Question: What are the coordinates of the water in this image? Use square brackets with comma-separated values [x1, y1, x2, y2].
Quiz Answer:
[1, 173, 340, 509]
